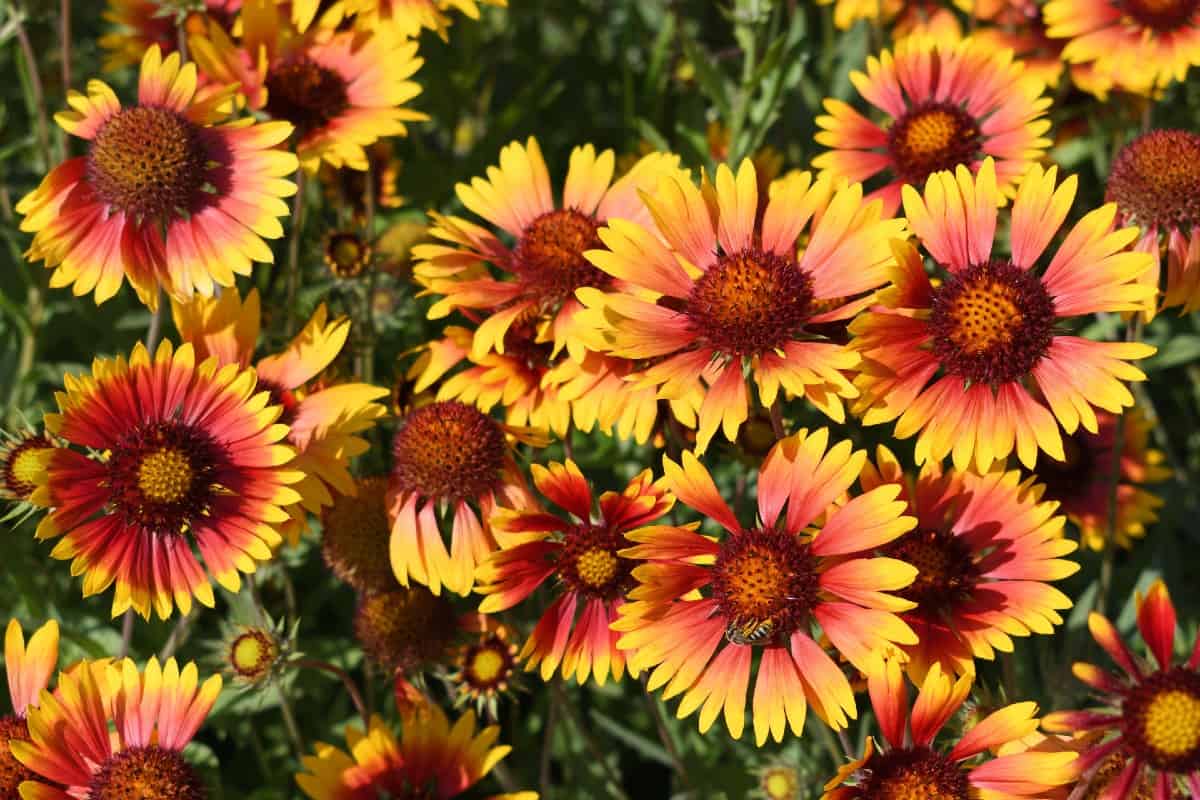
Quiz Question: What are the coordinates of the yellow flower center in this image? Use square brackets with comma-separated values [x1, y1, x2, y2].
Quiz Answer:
[88, 746, 205, 800]
[887, 101, 982, 185]
[943, 281, 1023, 352]
[230, 630, 277, 681]
[88, 106, 205, 220]
[325, 231, 371, 279]
[469, 648, 506, 684]
[0, 715, 35, 797]
[460, 634, 515, 698]
[10, 447, 49, 489]
[760, 766, 799, 799]
[1123, 667, 1200, 772]
[3, 436, 53, 500]
[137, 448, 194, 504]
[576, 547, 619, 588]
[1143, 689, 1200, 757]
[712, 528, 819, 642]
[722, 550, 788, 619]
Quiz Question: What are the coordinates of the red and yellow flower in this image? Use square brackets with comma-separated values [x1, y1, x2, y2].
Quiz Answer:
[1032, 407, 1170, 552]
[448, 615, 521, 715]
[578, 161, 906, 453]
[813, 36, 1051, 215]
[16, 46, 297, 308]
[189, 0, 426, 172]
[173, 287, 389, 545]
[476, 460, 673, 685]
[613, 429, 920, 744]
[1, 620, 59, 798]
[816, 0, 966, 39]
[338, 0, 509, 40]
[1106, 129, 1200, 315]
[823, 656, 1078, 799]
[1044, 0, 1200, 94]
[850, 159, 1157, 472]
[32, 340, 302, 619]
[862, 446, 1078, 682]
[388, 401, 541, 597]
[1044, 580, 1200, 798]
[295, 706, 534, 800]
[14, 656, 221, 799]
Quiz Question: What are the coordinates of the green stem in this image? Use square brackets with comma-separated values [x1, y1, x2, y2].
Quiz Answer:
[274, 681, 306, 760]
[117, 609, 135, 659]
[641, 680, 691, 790]
[14, 7, 52, 169]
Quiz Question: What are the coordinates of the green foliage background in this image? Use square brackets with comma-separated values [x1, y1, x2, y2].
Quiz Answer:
[2, 1, 1200, 797]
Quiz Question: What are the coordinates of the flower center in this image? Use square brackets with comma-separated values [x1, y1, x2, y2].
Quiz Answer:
[1033, 431, 1100, 507]
[264, 57, 350, 136]
[230, 629, 277, 681]
[887, 101, 983, 187]
[760, 766, 800, 800]
[462, 635, 515, 693]
[560, 524, 634, 600]
[324, 231, 371, 279]
[0, 715, 36, 798]
[87, 106, 207, 221]
[1122, 0, 1199, 31]
[882, 529, 978, 612]
[857, 746, 970, 800]
[87, 745, 206, 800]
[1106, 129, 1200, 230]
[390, 402, 507, 501]
[513, 209, 608, 308]
[686, 248, 815, 357]
[107, 421, 221, 535]
[321, 476, 395, 594]
[1123, 667, 1200, 772]
[711, 527, 820, 644]
[2, 434, 54, 501]
[929, 258, 1056, 385]
[353, 587, 458, 673]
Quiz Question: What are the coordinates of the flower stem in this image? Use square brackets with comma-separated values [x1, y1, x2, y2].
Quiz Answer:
[539, 696, 558, 795]
[769, 398, 787, 440]
[158, 611, 193, 661]
[296, 658, 370, 729]
[144, 289, 167, 350]
[117, 609, 135, 659]
[58, 0, 71, 158]
[274, 681, 307, 760]
[14, 7, 52, 169]
[836, 727, 857, 761]
[641, 678, 691, 790]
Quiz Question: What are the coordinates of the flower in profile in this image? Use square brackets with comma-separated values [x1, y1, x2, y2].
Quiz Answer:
[189, 0, 426, 172]
[448, 615, 521, 717]
[16, 46, 298, 307]
[1032, 407, 1169, 552]
[862, 446, 1078, 682]
[1106, 129, 1200, 315]
[813, 36, 1051, 215]
[355, 587, 458, 674]
[388, 400, 541, 596]
[823, 656, 1078, 799]
[0, 428, 55, 506]
[1043, 580, 1200, 796]
[295, 706, 534, 800]
[476, 460, 673, 685]
[339, 0, 508, 40]
[850, 159, 1157, 472]
[100, 0, 242, 72]
[614, 429, 920, 743]
[1044, 0, 1200, 93]
[14, 656, 222, 799]
[173, 288, 389, 546]
[579, 161, 905, 453]
[1, 620, 59, 798]
[33, 340, 302, 619]
[322, 476, 397, 594]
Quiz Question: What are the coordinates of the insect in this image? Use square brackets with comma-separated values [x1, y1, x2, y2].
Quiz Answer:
[724, 616, 775, 646]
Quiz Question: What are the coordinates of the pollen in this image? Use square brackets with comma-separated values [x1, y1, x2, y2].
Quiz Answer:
[321, 477, 395, 594]
[0, 715, 36, 798]
[462, 635, 516, 693]
[230, 629, 277, 682]
[353, 587, 457, 673]
[1, 433, 54, 501]
[888, 101, 982, 186]
[560, 523, 633, 599]
[1122, 0, 1199, 31]
[929, 258, 1055, 385]
[324, 231, 372, 279]
[1106, 129, 1200, 230]
[857, 746, 969, 800]
[883, 529, 978, 612]
[391, 402, 507, 501]
[87, 106, 206, 221]
[87, 745, 206, 800]
[576, 548, 619, 587]
[711, 527, 820, 639]
[1123, 666, 1200, 771]
[513, 208, 608, 307]
[686, 247, 815, 357]
[264, 57, 350, 136]
[137, 448, 194, 504]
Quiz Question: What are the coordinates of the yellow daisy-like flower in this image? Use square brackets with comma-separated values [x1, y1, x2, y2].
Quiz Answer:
[335, 0, 509, 40]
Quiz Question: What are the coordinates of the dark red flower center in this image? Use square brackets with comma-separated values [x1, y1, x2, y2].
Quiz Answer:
[88, 106, 207, 221]
[2, 433, 54, 501]
[887, 101, 983, 187]
[461, 634, 516, 695]
[686, 247, 815, 357]
[855, 746, 969, 800]
[928, 258, 1056, 385]
[1122, 666, 1200, 773]
[87, 745, 206, 800]
[106, 420, 223, 536]
[229, 629, 277, 681]
[391, 401, 507, 501]
[0, 714, 36, 797]
[559, 523, 634, 600]
[1106, 129, 1200, 231]
[1033, 428, 1104, 507]
[1121, 0, 1199, 31]
[264, 57, 349, 136]
[882, 529, 979, 613]
[325, 231, 371, 279]
[513, 208, 609, 308]
[710, 527, 820, 645]
[353, 587, 457, 673]
[321, 476, 395, 594]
